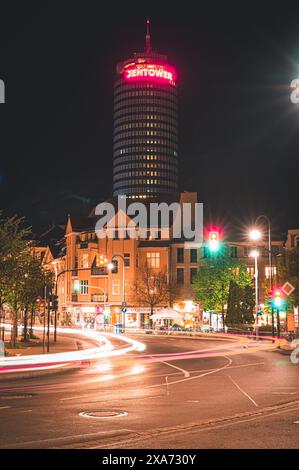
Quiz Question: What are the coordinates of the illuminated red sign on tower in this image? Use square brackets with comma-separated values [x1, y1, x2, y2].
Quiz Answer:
[124, 64, 176, 85]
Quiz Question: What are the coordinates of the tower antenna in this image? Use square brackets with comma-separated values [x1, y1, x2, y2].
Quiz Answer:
[145, 17, 151, 53]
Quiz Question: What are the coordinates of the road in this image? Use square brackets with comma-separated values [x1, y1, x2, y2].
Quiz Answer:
[0, 332, 299, 449]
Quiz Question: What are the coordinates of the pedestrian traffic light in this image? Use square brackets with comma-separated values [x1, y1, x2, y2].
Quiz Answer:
[208, 230, 220, 252]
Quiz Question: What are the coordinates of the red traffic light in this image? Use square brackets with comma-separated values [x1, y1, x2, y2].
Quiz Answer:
[272, 288, 283, 308]
[207, 227, 221, 252]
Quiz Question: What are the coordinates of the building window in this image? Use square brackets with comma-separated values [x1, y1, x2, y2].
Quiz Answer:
[177, 268, 184, 285]
[190, 249, 197, 263]
[295, 235, 299, 248]
[112, 280, 120, 296]
[230, 246, 237, 258]
[265, 266, 277, 279]
[81, 253, 89, 269]
[80, 280, 88, 295]
[190, 268, 197, 283]
[111, 259, 118, 273]
[124, 253, 130, 267]
[177, 248, 184, 263]
[146, 252, 160, 268]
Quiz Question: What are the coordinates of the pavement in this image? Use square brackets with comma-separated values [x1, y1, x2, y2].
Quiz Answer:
[3, 331, 88, 356]
[0, 332, 298, 449]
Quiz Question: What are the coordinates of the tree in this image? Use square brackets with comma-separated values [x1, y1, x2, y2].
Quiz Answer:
[192, 244, 253, 329]
[0, 214, 31, 342]
[131, 264, 172, 325]
[277, 250, 299, 310]
[226, 281, 255, 326]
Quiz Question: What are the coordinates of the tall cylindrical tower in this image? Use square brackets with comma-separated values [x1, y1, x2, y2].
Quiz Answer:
[113, 20, 178, 199]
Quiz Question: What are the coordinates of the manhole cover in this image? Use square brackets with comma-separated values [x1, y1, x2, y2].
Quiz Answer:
[79, 409, 127, 419]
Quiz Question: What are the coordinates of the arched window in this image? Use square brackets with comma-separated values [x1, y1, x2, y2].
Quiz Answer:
[295, 235, 299, 248]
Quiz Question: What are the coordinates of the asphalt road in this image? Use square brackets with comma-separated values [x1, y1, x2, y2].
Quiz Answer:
[0, 332, 299, 449]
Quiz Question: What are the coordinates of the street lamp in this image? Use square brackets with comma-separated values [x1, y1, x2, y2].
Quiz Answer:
[249, 229, 261, 242]
[107, 254, 126, 331]
[249, 249, 259, 339]
[249, 215, 274, 336]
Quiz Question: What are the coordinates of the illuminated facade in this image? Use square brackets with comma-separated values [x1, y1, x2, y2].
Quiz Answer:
[113, 20, 178, 198]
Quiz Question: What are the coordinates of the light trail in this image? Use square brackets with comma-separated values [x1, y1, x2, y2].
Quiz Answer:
[0, 325, 146, 375]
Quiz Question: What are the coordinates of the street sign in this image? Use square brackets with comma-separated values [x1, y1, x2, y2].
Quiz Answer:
[121, 301, 126, 309]
[281, 281, 295, 297]
[121, 307, 127, 313]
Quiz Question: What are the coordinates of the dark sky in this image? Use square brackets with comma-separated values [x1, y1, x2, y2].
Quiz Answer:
[0, 1, 299, 237]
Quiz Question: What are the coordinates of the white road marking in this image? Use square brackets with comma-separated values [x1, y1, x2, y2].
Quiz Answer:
[159, 360, 190, 378]
[227, 374, 258, 407]
[20, 409, 32, 413]
[294, 421, 299, 424]
[0, 406, 11, 410]
[60, 396, 87, 401]
[147, 355, 233, 388]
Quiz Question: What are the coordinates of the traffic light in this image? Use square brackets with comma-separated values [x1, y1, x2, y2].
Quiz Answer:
[272, 289, 283, 308]
[208, 230, 220, 252]
[52, 295, 58, 310]
[257, 305, 263, 316]
[49, 295, 58, 310]
[73, 280, 80, 292]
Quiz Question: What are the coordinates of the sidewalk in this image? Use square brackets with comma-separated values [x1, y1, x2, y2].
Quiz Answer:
[3, 330, 89, 356]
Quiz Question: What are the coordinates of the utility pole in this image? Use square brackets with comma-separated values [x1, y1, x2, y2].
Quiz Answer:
[47, 295, 51, 353]
[43, 285, 47, 353]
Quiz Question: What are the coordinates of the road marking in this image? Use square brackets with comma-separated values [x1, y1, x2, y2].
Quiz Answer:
[0, 406, 11, 410]
[159, 360, 190, 378]
[294, 421, 299, 424]
[227, 374, 258, 407]
[60, 396, 87, 401]
[20, 409, 32, 413]
[147, 355, 233, 388]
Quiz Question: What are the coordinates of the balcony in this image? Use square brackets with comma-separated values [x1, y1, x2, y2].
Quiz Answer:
[91, 266, 108, 276]
[91, 293, 108, 303]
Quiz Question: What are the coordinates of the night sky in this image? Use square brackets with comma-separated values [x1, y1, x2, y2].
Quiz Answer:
[0, 2, 299, 238]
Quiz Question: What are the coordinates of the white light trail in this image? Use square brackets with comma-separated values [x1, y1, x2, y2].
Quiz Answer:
[0, 325, 146, 374]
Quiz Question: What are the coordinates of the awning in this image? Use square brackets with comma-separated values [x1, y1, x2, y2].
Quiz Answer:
[150, 307, 184, 321]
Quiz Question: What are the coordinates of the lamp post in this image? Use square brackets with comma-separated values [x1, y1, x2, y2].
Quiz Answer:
[108, 254, 126, 330]
[249, 215, 274, 337]
[249, 249, 259, 339]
